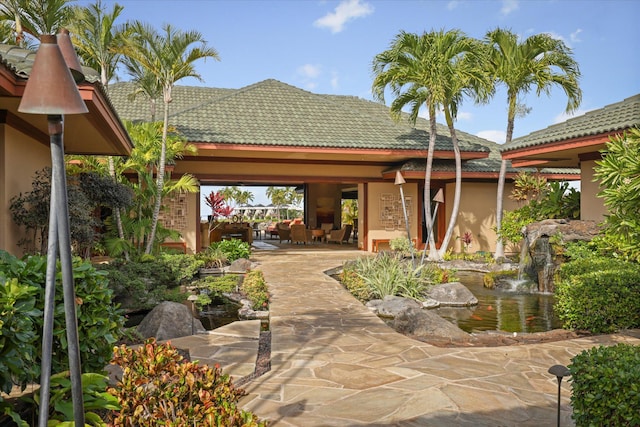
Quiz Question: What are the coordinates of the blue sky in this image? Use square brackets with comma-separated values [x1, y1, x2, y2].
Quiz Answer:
[87, 0, 640, 207]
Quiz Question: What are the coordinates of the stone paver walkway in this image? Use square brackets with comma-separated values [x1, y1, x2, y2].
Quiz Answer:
[173, 246, 640, 426]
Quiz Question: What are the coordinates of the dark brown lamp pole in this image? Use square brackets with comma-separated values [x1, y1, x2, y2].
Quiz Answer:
[18, 32, 88, 427]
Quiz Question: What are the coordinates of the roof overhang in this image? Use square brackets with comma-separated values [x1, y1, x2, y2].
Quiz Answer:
[0, 60, 132, 156]
[501, 131, 621, 168]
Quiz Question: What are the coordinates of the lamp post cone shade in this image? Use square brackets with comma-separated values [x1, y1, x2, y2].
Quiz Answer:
[18, 34, 88, 115]
[394, 171, 406, 186]
[57, 29, 85, 84]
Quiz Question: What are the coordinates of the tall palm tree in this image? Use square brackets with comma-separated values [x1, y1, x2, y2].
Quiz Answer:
[372, 29, 490, 260]
[486, 28, 581, 260]
[120, 21, 219, 254]
[0, 0, 73, 44]
[69, 0, 130, 258]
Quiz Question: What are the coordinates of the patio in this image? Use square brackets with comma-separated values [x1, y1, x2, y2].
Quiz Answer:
[169, 247, 640, 426]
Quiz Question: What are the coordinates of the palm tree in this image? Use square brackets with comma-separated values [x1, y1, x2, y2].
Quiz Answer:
[69, 0, 130, 258]
[120, 21, 219, 254]
[266, 187, 288, 221]
[0, 0, 73, 45]
[372, 29, 490, 260]
[486, 28, 581, 260]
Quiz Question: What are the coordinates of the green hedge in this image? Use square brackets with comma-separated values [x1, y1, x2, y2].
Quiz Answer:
[569, 343, 640, 426]
[0, 250, 124, 394]
[555, 258, 640, 333]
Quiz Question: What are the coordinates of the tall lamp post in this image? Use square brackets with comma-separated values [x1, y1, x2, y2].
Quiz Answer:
[394, 171, 414, 265]
[420, 188, 444, 264]
[18, 32, 88, 427]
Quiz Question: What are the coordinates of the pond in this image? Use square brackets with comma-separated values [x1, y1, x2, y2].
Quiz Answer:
[437, 271, 562, 333]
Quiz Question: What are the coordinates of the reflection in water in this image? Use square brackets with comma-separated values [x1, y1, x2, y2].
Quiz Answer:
[438, 271, 561, 333]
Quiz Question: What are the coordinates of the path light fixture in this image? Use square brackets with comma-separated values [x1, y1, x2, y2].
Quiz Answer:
[420, 188, 444, 264]
[18, 31, 88, 427]
[394, 171, 414, 266]
[548, 364, 571, 427]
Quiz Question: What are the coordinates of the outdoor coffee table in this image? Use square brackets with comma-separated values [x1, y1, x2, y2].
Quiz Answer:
[311, 229, 325, 243]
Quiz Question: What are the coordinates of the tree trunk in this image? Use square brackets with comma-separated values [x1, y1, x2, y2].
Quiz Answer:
[438, 111, 462, 258]
[108, 156, 129, 261]
[423, 105, 439, 261]
[144, 94, 169, 254]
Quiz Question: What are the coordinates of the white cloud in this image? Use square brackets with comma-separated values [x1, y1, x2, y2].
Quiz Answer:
[570, 28, 583, 43]
[330, 72, 339, 89]
[477, 130, 507, 144]
[553, 109, 588, 124]
[500, 0, 519, 16]
[447, 1, 459, 10]
[297, 64, 322, 79]
[457, 111, 473, 121]
[314, 0, 374, 34]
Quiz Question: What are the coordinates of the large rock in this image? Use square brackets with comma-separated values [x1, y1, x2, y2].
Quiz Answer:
[520, 219, 601, 292]
[137, 301, 205, 340]
[426, 282, 478, 307]
[366, 295, 422, 317]
[393, 307, 469, 340]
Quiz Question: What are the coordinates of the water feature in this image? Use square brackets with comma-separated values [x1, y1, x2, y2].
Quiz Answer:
[438, 271, 561, 333]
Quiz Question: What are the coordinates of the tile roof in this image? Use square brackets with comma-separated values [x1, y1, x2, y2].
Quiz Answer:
[0, 43, 101, 83]
[390, 158, 578, 176]
[502, 94, 640, 152]
[107, 79, 491, 154]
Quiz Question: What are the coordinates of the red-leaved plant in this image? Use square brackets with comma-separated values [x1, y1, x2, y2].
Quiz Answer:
[205, 191, 234, 231]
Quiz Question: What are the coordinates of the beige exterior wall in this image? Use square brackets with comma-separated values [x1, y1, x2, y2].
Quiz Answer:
[1, 125, 51, 256]
[443, 181, 519, 255]
[366, 181, 419, 252]
[580, 160, 607, 222]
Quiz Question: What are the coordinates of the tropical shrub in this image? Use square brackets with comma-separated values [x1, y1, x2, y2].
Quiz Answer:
[569, 343, 640, 426]
[195, 245, 228, 268]
[339, 264, 371, 302]
[0, 250, 124, 386]
[241, 270, 269, 310]
[497, 172, 580, 247]
[97, 257, 187, 311]
[211, 239, 251, 262]
[555, 257, 640, 333]
[107, 339, 266, 426]
[389, 236, 414, 258]
[159, 253, 204, 284]
[594, 127, 640, 262]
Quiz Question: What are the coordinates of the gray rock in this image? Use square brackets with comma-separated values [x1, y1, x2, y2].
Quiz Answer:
[427, 282, 478, 307]
[137, 301, 205, 340]
[393, 307, 469, 340]
[421, 298, 440, 309]
[366, 295, 422, 318]
[227, 258, 253, 273]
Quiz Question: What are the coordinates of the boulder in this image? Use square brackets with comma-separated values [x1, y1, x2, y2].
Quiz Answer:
[393, 307, 469, 340]
[137, 301, 205, 340]
[227, 258, 253, 273]
[366, 295, 422, 317]
[426, 282, 478, 306]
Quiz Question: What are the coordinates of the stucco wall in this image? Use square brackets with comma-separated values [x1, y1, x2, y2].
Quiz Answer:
[443, 181, 518, 255]
[1, 126, 51, 256]
[580, 160, 607, 222]
[366, 181, 419, 252]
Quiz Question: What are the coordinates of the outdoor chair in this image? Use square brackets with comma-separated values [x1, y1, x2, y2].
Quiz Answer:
[276, 222, 291, 243]
[290, 224, 313, 244]
[326, 224, 351, 244]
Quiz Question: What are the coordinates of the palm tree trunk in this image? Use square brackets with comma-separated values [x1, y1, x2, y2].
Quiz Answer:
[144, 95, 169, 254]
[108, 156, 129, 260]
[493, 159, 508, 259]
[438, 111, 462, 257]
[423, 105, 439, 261]
[494, 95, 517, 260]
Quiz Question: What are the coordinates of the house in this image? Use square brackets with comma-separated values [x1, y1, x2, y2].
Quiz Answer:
[0, 42, 132, 256]
[501, 94, 640, 222]
[108, 79, 577, 254]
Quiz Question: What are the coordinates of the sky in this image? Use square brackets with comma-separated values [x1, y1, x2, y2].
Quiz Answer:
[81, 0, 640, 209]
